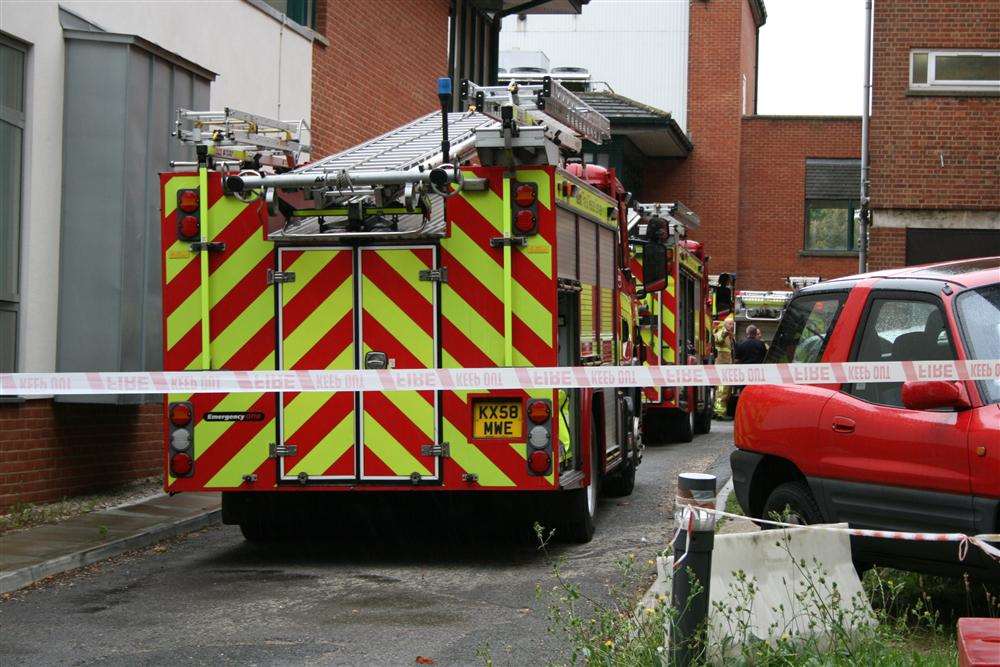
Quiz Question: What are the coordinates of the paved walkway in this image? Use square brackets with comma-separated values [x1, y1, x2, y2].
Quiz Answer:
[0, 493, 220, 593]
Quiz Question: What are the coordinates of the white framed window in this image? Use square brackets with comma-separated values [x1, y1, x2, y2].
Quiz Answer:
[909, 49, 1000, 93]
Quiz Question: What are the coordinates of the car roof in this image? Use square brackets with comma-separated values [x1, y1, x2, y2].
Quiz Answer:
[799, 256, 1000, 293]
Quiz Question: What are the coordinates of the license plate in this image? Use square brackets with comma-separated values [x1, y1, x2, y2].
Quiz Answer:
[471, 399, 523, 440]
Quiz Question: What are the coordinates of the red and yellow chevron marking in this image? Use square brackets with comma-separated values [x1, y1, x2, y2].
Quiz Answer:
[360, 247, 438, 480]
[437, 166, 556, 490]
[279, 248, 356, 480]
[161, 172, 276, 492]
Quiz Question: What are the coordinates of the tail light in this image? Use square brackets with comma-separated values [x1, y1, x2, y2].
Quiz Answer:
[514, 210, 536, 233]
[178, 215, 200, 241]
[511, 181, 538, 236]
[514, 184, 537, 207]
[662, 387, 676, 400]
[170, 452, 194, 476]
[167, 401, 195, 478]
[176, 189, 201, 243]
[525, 398, 553, 476]
[178, 190, 199, 213]
[169, 402, 192, 427]
[527, 400, 551, 424]
[528, 450, 551, 475]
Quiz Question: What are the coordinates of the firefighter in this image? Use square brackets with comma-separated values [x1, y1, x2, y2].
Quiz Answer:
[713, 314, 736, 419]
[714, 273, 734, 320]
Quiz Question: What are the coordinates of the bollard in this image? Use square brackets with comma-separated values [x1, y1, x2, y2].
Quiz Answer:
[670, 472, 717, 666]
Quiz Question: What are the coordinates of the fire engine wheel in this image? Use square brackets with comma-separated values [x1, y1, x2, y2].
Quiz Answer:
[693, 389, 713, 435]
[604, 406, 637, 498]
[239, 519, 277, 542]
[559, 430, 600, 543]
[760, 481, 825, 527]
[664, 409, 694, 443]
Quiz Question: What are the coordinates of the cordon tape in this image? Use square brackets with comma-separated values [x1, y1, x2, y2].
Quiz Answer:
[2, 359, 998, 396]
[672, 497, 1000, 566]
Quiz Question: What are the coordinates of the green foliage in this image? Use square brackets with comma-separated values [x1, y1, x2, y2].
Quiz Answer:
[507, 523, 974, 666]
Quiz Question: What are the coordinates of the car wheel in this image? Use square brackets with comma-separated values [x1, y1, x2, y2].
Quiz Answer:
[761, 481, 824, 526]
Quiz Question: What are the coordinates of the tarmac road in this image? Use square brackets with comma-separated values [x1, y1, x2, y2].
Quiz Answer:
[0, 423, 735, 666]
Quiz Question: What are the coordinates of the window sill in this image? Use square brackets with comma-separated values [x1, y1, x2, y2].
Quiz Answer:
[907, 88, 1000, 98]
[244, 0, 329, 46]
[799, 250, 859, 258]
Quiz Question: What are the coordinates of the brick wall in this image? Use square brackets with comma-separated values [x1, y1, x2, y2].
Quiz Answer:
[311, 0, 450, 155]
[0, 400, 163, 512]
[642, 0, 750, 273]
[870, 0, 1000, 210]
[738, 116, 862, 289]
[867, 227, 906, 271]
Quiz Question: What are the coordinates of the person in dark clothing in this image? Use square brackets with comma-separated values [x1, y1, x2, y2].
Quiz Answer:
[735, 325, 767, 364]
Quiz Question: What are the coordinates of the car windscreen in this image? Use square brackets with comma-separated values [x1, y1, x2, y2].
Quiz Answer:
[955, 283, 1000, 404]
[765, 292, 847, 364]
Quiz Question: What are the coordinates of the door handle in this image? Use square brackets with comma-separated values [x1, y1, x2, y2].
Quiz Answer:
[831, 416, 856, 434]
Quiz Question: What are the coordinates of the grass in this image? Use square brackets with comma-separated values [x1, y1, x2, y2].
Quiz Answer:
[512, 514, 996, 666]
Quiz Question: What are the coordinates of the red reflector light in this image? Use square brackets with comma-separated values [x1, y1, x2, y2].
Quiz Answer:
[179, 190, 199, 213]
[662, 387, 676, 400]
[169, 403, 192, 427]
[170, 452, 193, 476]
[514, 209, 536, 233]
[528, 450, 550, 474]
[514, 184, 536, 207]
[527, 400, 551, 424]
[179, 215, 199, 239]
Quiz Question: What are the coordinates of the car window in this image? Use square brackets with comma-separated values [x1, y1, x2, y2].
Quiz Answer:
[846, 297, 955, 407]
[765, 293, 846, 364]
[955, 284, 1000, 404]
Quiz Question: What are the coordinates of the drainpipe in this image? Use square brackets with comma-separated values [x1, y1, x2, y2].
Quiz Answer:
[859, 0, 873, 273]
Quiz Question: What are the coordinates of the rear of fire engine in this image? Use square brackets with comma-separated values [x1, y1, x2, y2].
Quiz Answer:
[159, 80, 659, 542]
[628, 204, 714, 443]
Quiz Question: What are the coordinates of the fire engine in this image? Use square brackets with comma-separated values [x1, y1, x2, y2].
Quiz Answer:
[628, 204, 714, 443]
[159, 78, 669, 542]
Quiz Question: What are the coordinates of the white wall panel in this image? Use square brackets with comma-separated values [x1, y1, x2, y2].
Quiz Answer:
[500, 0, 689, 130]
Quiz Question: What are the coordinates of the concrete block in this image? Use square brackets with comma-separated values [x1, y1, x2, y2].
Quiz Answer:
[641, 524, 875, 655]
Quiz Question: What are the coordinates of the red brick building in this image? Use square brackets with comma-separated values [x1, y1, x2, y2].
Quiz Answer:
[640, 0, 863, 291]
[867, 0, 1000, 270]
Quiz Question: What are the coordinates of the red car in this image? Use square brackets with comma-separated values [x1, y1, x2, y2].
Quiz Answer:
[731, 257, 999, 579]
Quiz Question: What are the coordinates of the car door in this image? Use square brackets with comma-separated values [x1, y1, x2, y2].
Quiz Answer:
[817, 292, 974, 534]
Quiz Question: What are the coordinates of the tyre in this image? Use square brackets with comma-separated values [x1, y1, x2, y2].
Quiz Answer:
[692, 388, 713, 435]
[238, 519, 275, 542]
[558, 425, 600, 543]
[604, 437, 637, 498]
[665, 408, 694, 443]
[761, 481, 825, 526]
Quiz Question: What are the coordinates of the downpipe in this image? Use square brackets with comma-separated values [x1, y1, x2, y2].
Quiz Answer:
[859, 0, 873, 273]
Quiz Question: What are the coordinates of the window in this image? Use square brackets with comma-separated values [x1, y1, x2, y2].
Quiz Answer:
[766, 293, 846, 364]
[803, 158, 862, 253]
[910, 50, 1000, 93]
[262, 0, 317, 29]
[0, 36, 25, 373]
[846, 297, 955, 407]
[805, 199, 861, 251]
[955, 284, 1000, 405]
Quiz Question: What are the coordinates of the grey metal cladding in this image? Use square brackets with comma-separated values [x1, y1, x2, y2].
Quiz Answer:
[805, 159, 861, 199]
[56, 30, 210, 403]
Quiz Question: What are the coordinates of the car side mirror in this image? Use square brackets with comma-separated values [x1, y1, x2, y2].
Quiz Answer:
[643, 241, 667, 292]
[900, 380, 971, 411]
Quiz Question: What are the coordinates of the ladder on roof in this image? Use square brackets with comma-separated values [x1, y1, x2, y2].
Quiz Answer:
[173, 108, 310, 168]
[630, 202, 701, 242]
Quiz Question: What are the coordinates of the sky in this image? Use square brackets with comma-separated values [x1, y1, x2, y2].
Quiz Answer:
[756, 0, 867, 115]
